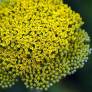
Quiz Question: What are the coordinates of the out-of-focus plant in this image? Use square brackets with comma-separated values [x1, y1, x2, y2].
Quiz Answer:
[0, 0, 91, 91]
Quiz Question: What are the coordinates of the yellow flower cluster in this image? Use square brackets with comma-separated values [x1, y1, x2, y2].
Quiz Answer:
[0, 0, 91, 90]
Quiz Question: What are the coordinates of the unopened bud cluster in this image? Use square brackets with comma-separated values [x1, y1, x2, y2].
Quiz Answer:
[0, 0, 91, 90]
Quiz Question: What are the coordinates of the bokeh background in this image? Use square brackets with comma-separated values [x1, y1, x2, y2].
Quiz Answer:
[0, 0, 92, 92]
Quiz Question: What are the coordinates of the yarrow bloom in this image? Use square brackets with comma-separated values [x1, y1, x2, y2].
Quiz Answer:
[0, 0, 91, 90]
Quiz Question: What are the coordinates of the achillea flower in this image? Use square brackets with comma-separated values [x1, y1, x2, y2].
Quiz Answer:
[0, 0, 91, 90]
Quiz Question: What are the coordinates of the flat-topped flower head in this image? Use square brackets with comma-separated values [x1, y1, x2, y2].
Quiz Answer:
[0, 0, 91, 90]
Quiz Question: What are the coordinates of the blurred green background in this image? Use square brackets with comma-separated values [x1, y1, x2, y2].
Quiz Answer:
[0, 0, 92, 92]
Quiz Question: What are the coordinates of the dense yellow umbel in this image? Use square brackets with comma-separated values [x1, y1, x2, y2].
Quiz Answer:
[0, 0, 91, 90]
